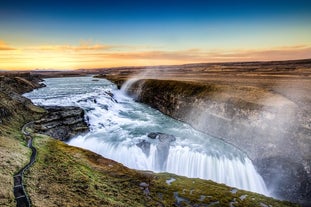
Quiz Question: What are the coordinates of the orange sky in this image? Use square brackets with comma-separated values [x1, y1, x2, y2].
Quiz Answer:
[1, 40, 311, 70]
[1, 1, 311, 70]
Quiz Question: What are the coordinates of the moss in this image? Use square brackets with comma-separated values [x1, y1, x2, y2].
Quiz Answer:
[0, 134, 30, 207]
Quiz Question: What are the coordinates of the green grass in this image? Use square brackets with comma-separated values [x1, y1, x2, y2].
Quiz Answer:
[25, 134, 157, 206]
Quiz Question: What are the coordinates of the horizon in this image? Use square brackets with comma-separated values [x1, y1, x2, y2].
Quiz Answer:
[1, 0, 311, 70]
[1, 58, 311, 72]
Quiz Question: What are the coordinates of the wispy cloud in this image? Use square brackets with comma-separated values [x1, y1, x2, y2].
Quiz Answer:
[1, 41, 310, 70]
[79, 46, 311, 62]
[29, 42, 115, 52]
[0, 40, 16, 50]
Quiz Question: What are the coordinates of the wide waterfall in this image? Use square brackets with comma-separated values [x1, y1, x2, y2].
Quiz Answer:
[24, 76, 269, 196]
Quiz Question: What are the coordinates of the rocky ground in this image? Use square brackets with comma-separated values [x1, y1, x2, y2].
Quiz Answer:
[0, 71, 300, 206]
[100, 59, 311, 205]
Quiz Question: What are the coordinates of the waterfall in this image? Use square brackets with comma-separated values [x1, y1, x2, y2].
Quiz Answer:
[69, 136, 268, 195]
[166, 146, 268, 195]
[24, 76, 270, 197]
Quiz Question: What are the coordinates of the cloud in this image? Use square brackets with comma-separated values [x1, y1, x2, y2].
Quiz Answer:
[29, 42, 115, 52]
[1, 42, 311, 70]
[0, 40, 16, 50]
[79, 45, 311, 63]
[234, 46, 311, 61]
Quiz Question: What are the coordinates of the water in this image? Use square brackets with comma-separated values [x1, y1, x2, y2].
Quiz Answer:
[24, 76, 268, 195]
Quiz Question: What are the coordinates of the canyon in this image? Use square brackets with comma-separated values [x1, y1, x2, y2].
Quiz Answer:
[1, 59, 310, 206]
[102, 59, 311, 205]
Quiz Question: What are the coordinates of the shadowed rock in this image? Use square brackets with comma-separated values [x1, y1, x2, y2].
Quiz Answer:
[33, 106, 89, 141]
[136, 133, 177, 170]
[149, 132, 176, 171]
[136, 140, 151, 157]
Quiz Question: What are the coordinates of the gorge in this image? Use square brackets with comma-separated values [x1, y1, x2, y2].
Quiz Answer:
[24, 77, 268, 195]
[1, 60, 309, 206]
[102, 60, 311, 205]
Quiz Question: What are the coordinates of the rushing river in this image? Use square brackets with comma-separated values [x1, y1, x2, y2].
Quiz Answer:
[24, 76, 268, 195]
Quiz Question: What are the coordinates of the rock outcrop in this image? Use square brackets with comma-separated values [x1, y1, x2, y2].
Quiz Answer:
[120, 78, 311, 205]
[32, 106, 89, 141]
[0, 74, 88, 141]
[137, 132, 176, 170]
[0, 75, 45, 125]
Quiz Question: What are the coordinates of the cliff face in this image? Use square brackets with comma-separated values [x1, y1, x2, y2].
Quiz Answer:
[122, 78, 311, 204]
[0, 75, 45, 125]
[32, 106, 89, 141]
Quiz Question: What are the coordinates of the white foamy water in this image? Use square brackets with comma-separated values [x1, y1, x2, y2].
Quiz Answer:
[24, 76, 269, 195]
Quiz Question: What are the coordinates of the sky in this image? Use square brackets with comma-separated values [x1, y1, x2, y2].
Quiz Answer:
[0, 0, 311, 70]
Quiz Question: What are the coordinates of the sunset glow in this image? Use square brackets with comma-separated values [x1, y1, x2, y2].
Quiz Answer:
[0, 0, 310, 70]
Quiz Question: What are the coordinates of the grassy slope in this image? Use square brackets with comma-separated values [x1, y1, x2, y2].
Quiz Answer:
[0, 84, 44, 206]
[0, 131, 29, 206]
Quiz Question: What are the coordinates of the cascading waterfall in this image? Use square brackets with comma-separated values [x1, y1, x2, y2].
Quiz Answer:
[24, 76, 269, 196]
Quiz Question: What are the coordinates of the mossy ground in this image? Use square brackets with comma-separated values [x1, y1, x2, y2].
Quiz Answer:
[0, 133, 30, 206]
[0, 82, 45, 206]
[25, 134, 158, 207]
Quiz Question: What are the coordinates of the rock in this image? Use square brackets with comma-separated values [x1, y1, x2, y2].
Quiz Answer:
[0, 107, 11, 124]
[147, 132, 176, 171]
[254, 156, 311, 204]
[136, 140, 151, 157]
[0, 74, 44, 94]
[148, 132, 176, 142]
[139, 182, 149, 187]
[0, 75, 45, 126]
[147, 132, 158, 139]
[157, 134, 176, 143]
[137, 133, 176, 161]
[32, 106, 89, 141]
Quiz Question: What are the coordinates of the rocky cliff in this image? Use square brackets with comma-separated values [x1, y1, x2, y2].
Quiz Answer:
[32, 106, 88, 141]
[0, 75, 45, 125]
[0, 74, 88, 141]
[117, 78, 310, 205]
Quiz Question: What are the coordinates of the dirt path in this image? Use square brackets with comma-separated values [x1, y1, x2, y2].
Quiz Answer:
[13, 122, 36, 207]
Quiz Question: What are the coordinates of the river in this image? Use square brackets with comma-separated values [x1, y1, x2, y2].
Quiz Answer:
[24, 76, 268, 195]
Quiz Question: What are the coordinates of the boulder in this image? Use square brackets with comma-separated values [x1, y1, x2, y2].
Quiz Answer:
[147, 132, 176, 142]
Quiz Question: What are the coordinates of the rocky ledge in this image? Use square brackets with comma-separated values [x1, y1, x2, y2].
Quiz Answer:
[32, 106, 89, 141]
[113, 78, 311, 205]
[0, 73, 89, 141]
